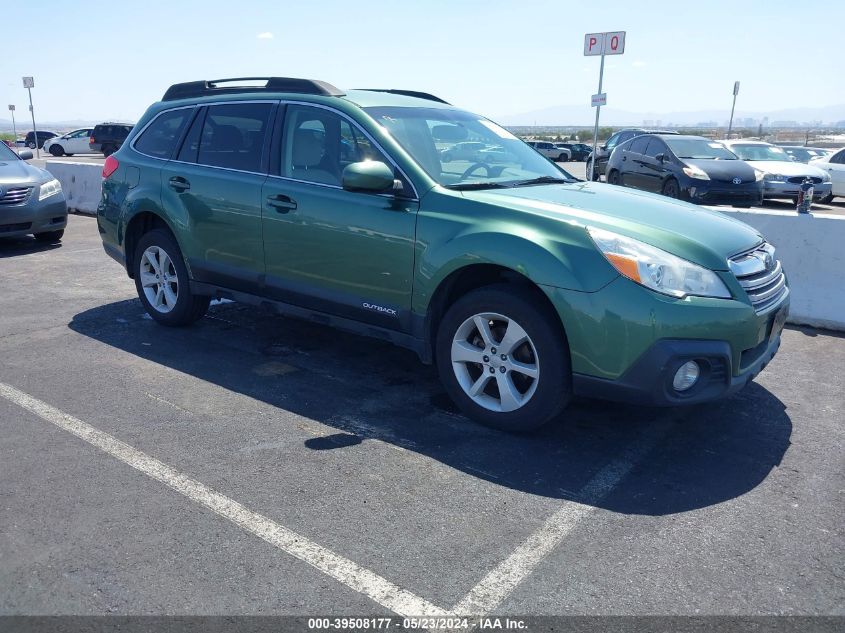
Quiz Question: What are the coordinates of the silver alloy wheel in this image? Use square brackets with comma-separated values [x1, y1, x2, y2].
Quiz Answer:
[139, 245, 179, 314]
[450, 312, 540, 413]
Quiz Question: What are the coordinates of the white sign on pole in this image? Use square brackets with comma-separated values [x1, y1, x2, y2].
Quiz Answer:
[733, 81, 740, 96]
[22, 76, 34, 89]
[591, 93, 607, 107]
[584, 31, 626, 56]
[8, 105, 14, 111]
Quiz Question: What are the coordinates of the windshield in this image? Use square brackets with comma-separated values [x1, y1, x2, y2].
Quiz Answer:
[364, 106, 576, 189]
[664, 138, 737, 160]
[729, 144, 789, 161]
[0, 142, 20, 161]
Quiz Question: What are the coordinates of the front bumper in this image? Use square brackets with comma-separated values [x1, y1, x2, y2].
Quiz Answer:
[763, 180, 832, 200]
[0, 194, 68, 238]
[687, 181, 764, 206]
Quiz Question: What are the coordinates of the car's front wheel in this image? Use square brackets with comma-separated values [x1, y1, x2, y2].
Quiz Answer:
[49, 145, 64, 157]
[435, 284, 571, 432]
[133, 229, 209, 326]
[820, 193, 834, 204]
[662, 178, 680, 199]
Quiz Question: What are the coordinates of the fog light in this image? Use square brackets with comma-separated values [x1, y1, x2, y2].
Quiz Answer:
[672, 360, 700, 392]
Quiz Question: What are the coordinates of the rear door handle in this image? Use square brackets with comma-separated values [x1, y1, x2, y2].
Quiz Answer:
[267, 194, 297, 213]
[168, 176, 190, 192]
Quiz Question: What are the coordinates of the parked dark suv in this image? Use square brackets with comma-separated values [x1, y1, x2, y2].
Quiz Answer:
[24, 131, 58, 149]
[586, 128, 678, 180]
[89, 123, 133, 156]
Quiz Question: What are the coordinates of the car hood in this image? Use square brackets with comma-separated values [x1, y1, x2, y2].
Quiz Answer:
[462, 182, 763, 271]
[744, 160, 827, 177]
[0, 158, 50, 185]
[684, 158, 758, 183]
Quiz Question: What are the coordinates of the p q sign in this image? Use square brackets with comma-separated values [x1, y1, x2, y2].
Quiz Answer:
[584, 31, 626, 56]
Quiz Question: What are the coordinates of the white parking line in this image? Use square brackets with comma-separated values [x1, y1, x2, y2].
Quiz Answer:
[0, 382, 447, 618]
[451, 420, 672, 616]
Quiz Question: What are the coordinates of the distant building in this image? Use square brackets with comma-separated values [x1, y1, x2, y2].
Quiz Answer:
[772, 120, 799, 127]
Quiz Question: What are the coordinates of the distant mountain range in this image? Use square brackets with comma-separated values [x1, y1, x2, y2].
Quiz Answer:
[498, 104, 845, 127]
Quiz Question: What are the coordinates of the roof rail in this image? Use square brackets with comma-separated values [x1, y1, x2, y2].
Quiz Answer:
[356, 89, 450, 105]
[162, 77, 345, 101]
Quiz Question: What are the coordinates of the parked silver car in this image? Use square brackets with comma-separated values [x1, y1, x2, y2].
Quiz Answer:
[0, 144, 67, 242]
[525, 141, 571, 162]
[721, 140, 832, 202]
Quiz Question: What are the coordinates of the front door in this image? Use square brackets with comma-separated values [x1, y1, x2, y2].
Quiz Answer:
[261, 104, 418, 330]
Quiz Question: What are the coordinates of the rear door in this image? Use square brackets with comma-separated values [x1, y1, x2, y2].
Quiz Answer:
[158, 102, 275, 292]
[821, 149, 845, 195]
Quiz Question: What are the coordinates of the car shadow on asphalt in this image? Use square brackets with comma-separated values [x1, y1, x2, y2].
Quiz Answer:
[69, 299, 792, 517]
[0, 236, 62, 257]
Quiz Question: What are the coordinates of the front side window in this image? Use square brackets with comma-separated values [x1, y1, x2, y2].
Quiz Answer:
[196, 103, 272, 172]
[281, 105, 404, 192]
[605, 133, 622, 150]
[134, 109, 192, 158]
[643, 139, 667, 158]
[365, 106, 575, 189]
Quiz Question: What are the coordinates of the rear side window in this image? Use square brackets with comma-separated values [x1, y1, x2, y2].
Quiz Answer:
[628, 137, 649, 154]
[134, 109, 192, 158]
[196, 103, 273, 172]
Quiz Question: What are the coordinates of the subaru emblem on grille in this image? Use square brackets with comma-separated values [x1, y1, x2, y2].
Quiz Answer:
[732, 177, 742, 185]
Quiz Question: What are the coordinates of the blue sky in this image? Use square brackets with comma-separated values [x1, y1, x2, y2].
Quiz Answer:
[3, 0, 842, 123]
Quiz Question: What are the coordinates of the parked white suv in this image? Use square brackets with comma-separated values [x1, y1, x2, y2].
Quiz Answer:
[526, 140, 570, 162]
[43, 128, 95, 157]
[810, 148, 845, 203]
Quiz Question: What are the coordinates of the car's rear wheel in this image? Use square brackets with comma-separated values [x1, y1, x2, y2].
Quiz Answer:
[607, 170, 621, 185]
[662, 178, 680, 199]
[435, 284, 571, 432]
[49, 145, 64, 157]
[33, 229, 64, 243]
[558, 153, 568, 162]
[133, 229, 209, 326]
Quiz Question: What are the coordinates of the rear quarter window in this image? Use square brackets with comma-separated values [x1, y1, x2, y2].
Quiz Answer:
[134, 109, 192, 159]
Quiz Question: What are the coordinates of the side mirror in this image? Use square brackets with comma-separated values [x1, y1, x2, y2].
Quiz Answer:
[655, 153, 666, 162]
[342, 161, 395, 192]
[19, 150, 33, 160]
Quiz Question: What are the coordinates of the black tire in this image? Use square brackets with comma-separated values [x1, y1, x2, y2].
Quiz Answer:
[557, 153, 568, 162]
[435, 284, 572, 433]
[66, 153, 74, 157]
[607, 170, 621, 186]
[49, 144, 65, 157]
[587, 160, 601, 181]
[33, 229, 64, 243]
[27, 142, 36, 149]
[133, 229, 209, 326]
[662, 178, 680, 199]
[819, 193, 834, 205]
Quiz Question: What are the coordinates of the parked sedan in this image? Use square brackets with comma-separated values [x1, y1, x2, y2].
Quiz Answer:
[0, 143, 67, 242]
[606, 134, 764, 207]
[721, 140, 832, 203]
[555, 142, 591, 161]
[525, 141, 570, 161]
[810, 147, 845, 203]
[43, 128, 95, 157]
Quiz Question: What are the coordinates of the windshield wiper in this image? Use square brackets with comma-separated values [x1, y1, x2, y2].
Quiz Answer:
[510, 176, 572, 187]
[445, 182, 511, 190]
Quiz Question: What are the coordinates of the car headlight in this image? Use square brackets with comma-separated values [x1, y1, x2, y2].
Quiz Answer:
[586, 226, 732, 299]
[38, 178, 62, 201]
[821, 173, 831, 183]
[754, 169, 765, 182]
[763, 173, 785, 182]
[682, 165, 710, 180]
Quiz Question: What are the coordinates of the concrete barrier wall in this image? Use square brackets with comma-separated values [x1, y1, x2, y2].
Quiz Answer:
[45, 161, 102, 215]
[718, 208, 845, 331]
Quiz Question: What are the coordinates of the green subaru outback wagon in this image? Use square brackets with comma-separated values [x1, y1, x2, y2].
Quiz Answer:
[97, 77, 789, 432]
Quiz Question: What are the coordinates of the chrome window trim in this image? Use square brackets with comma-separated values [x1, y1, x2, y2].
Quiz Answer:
[129, 99, 419, 200]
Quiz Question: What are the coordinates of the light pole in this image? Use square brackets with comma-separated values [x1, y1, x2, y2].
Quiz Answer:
[726, 81, 740, 140]
[22, 76, 39, 158]
[8, 105, 17, 146]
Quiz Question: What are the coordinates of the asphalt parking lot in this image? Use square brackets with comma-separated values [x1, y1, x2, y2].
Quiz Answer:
[1, 214, 843, 621]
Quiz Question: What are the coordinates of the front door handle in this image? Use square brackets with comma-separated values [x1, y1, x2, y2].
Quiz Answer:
[168, 176, 190, 192]
[267, 194, 297, 213]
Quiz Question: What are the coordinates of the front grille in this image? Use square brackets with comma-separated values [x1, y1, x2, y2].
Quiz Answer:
[0, 222, 32, 233]
[729, 242, 788, 313]
[786, 176, 822, 184]
[0, 186, 33, 206]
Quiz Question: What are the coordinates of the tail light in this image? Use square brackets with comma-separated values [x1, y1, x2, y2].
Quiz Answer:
[89, 136, 95, 144]
[102, 155, 119, 179]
